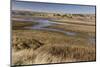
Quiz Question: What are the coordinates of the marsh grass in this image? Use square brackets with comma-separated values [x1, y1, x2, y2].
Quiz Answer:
[12, 30, 95, 65]
[12, 49, 36, 65]
[12, 20, 38, 30]
[47, 23, 95, 33]
[34, 44, 95, 64]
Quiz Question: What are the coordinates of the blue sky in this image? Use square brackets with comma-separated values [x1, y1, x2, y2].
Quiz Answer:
[12, 0, 95, 14]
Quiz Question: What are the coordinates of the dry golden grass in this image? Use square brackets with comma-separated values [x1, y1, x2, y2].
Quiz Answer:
[34, 44, 95, 64]
[12, 49, 36, 65]
[12, 30, 95, 65]
[12, 35, 44, 51]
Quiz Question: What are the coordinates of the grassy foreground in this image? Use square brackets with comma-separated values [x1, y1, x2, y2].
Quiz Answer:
[12, 30, 96, 65]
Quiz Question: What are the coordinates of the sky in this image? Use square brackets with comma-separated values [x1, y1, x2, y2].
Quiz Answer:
[12, 0, 96, 14]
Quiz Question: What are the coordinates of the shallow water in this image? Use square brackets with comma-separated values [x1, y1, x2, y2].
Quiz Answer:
[89, 37, 96, 45]
[28, 19, 76, 36]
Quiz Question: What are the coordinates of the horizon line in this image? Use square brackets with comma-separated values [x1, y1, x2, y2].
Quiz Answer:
[12, 9, 96, 15]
